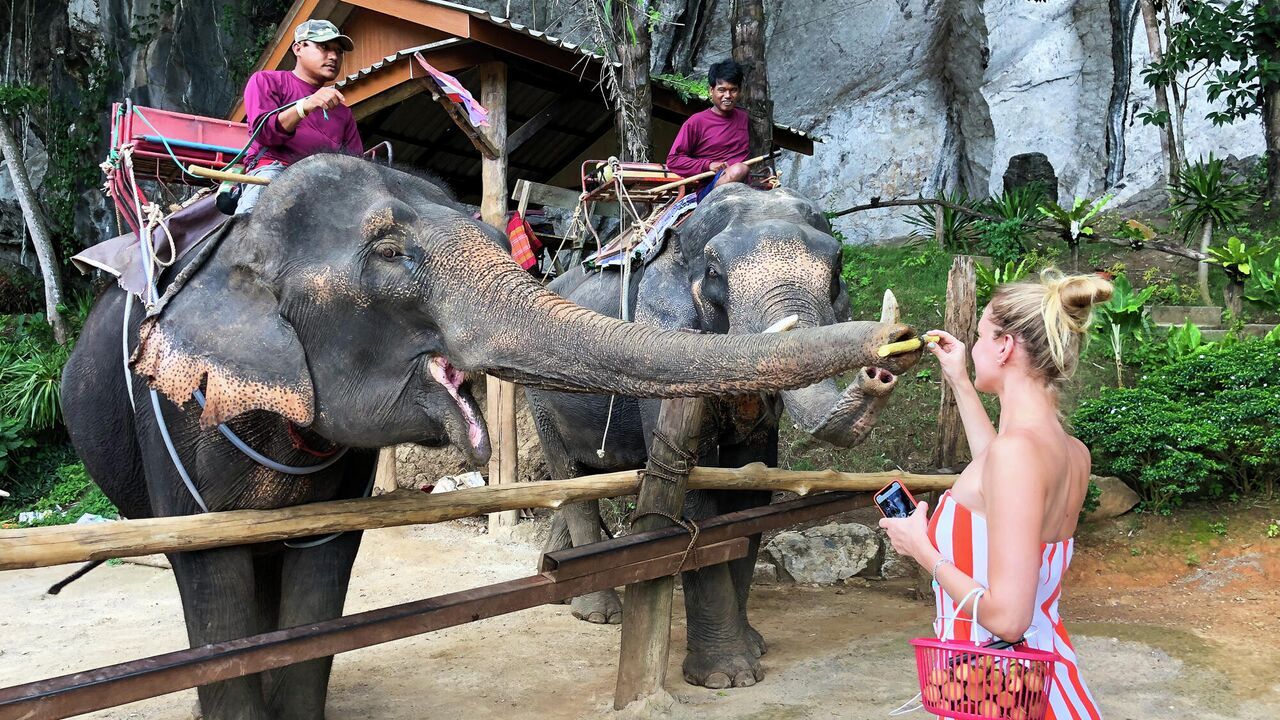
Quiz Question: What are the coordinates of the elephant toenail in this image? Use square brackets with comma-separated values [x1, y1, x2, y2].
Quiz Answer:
[704, 672, 732, 689]
[734, 672, 757, 688]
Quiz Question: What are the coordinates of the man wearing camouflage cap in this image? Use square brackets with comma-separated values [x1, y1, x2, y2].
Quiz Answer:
[236, 19, 364, 214]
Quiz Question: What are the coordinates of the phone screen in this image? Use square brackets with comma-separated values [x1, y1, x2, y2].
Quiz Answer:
[875, 481, 916, 519]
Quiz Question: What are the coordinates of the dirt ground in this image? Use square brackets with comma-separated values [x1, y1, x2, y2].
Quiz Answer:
[3, 508, 1279, 720]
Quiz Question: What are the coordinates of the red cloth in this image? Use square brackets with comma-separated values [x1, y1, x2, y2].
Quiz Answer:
[242, 70, 363, 167]
[665, 107, 749, 177]
[507, 212, 543, 270]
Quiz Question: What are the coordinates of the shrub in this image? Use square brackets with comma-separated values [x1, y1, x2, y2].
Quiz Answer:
[1073, 339, 1280, 512]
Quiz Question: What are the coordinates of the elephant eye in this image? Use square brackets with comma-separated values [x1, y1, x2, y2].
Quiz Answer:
[375, 242, 403, 260]
[706, 264, 721, 279]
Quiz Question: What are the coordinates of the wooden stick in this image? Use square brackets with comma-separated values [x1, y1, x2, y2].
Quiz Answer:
[645, 151, 780, 195]
[186, 165, 271, 185]
[0, 465, 956, 571]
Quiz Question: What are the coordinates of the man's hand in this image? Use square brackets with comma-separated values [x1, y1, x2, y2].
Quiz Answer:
[304, 87, 346, 113]
[709, 161, 727, 172]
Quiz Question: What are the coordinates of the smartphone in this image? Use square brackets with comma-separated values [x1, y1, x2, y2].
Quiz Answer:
[875, 480, 917, 519]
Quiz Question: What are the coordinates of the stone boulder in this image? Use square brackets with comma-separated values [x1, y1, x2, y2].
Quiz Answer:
[1085, 476, 1140, 521]
[762, 522, 881, 584]
[1002, 152, 1059, 203]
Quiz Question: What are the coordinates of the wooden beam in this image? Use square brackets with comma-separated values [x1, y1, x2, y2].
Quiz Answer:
[0, 466, 958, 571]
[614, 398, 703, 709]
[507, 97, 564, 153]
[510, 179, 619, 217]
[339, 0, 472, 36]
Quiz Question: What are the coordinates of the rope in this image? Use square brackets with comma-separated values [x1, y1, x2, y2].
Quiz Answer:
[630, 510, 700, 576]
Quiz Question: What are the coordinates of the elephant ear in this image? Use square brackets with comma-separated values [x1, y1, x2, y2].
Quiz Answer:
[130, 246, 314, 431]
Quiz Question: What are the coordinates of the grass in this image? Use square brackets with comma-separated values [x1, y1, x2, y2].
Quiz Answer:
[0, 460, 117, 527]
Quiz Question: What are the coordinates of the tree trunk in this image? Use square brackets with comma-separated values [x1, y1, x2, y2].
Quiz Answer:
[610, 0, 653, 162]
[1139, 0, 1180, 187]
[935, 256, 977, 470]
[730, 0, 773, 159]
[1262, 80, 1280, 204]
[1223, 280, 1243, 320]
[0, 116, 68, 344]
[1198, 218, 1214, 305]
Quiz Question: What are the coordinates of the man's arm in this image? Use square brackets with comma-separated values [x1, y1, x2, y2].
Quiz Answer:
[665, 119, 709, 177]
[245, 73, 295, 147]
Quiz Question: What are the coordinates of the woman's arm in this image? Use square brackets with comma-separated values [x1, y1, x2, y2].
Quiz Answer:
[927, 329, 996, 457]
[880, 434, 1046, 642]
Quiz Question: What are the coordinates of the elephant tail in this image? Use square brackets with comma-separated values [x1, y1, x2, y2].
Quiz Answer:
[46, 559, 107, 595]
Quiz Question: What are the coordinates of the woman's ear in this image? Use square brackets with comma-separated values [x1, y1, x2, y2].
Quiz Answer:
[998, 333, 1017, 366]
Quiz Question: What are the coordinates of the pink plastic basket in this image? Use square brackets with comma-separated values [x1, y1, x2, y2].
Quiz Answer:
[910, 637, 1056, 720]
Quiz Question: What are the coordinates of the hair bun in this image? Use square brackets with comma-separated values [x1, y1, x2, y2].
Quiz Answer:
[1041, 270, 1113, 335]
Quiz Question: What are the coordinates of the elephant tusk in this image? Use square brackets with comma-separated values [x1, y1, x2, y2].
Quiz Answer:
[763, 315, 799, 334]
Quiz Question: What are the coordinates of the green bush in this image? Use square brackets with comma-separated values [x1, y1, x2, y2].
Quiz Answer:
[5, 461, 118, 526]
[1073, 339, 1280, 513]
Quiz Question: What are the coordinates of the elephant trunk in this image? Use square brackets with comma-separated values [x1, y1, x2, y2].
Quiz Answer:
[436, 236, 921, 397]
[780, 370, 897, 447]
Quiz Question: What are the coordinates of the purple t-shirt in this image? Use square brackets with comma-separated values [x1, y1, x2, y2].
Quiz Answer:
[665, 107, 749, 177]
[243, 70, 363, 168]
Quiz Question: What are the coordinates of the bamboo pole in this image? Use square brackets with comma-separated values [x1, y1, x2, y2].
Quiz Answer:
[0, 466, 956, 571]
[186, 165, 271, 185]
[645, 151, 780, 195]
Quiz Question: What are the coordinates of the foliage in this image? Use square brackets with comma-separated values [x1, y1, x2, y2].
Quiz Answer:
[0, 316, 70, 430]
[903, 193, 978, 251]
[1140, 0, 1280, 128]
[1080, 479, 1101, 520]
[972, 219, 1034, 266]
[0, 83, 47, 114]
[0, 417, 36, 478]
[975, 258, 1031, 306]
[1037, 195, 1113, 244]
[1115, 219, 1157, 245]
[983, 183, 1047, 224]
[1168, 155, 1257, 237]
[1205, 235, 1259, 284]
[654, 73, 709, 102]
[1073, 339, 1280, 513]
[1092, 273, 1156, 352]
[222, 0, 293, 88]
[1245, 252, 1280, 311]
[3, 462, 118, 526]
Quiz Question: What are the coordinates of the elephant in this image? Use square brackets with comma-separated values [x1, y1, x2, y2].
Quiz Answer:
[525, 182, 908, 689]
[60, 154, 921, 720]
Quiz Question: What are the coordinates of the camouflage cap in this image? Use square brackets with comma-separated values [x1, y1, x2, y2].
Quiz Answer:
[293, 19, 354, 52]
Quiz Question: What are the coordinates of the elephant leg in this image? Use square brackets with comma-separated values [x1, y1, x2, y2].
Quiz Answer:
[169, 547, 272, 720]
[262, 530, 364, 720]
[719, 436, 777, 659]
[564, 499, 622, 624]
[680, 559, 761, 688]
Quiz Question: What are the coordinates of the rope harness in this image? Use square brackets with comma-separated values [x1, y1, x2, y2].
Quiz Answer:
[630, 430, 701, 576]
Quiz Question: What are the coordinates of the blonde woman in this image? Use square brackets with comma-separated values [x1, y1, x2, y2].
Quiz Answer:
[880, 270, 1111, 719]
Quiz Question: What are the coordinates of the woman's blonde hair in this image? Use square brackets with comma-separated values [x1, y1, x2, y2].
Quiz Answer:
[988, 269, 1114, 390]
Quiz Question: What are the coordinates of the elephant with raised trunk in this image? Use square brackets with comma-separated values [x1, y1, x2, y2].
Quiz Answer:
[527, 183, 909, 689]
[61, 155, 920, 720]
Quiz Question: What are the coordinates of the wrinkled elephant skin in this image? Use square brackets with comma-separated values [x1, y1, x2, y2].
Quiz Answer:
[60, 157, 921, 720]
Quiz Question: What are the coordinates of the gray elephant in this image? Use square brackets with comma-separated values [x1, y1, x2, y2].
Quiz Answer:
[526, 183, 907, 689]
[60, 155, 920, 720]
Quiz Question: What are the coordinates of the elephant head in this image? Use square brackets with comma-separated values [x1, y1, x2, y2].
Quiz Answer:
[655, 183, 900, 446]
[131, 155, 920, 465]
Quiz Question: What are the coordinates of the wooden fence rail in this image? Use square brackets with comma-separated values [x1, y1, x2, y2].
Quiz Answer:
[0, 466, 957, 571]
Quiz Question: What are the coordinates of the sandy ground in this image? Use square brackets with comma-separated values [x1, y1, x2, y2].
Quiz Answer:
[3, 517, 1279, 720]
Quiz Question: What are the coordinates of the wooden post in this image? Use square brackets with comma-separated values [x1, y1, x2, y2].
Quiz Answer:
[933, 203, 945, 249]
[935, 255, 977, 469]
[480, 61, 519, 531]
[373, 447, 398, 496]
[613, 397, 704, 710]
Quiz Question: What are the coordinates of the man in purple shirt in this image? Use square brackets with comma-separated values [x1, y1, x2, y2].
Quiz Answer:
[236, 19, 364, 214]
[665, 60, 751, 187]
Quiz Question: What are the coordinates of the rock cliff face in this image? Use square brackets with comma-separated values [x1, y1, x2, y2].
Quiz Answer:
[493, 0, 1264, 243]
[0, 0, 1267, 258]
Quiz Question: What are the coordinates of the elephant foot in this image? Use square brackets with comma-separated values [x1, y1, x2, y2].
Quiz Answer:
[571, 590, 622, 624]
[682, 645, 763, 689]
[744, 622, 768, 658]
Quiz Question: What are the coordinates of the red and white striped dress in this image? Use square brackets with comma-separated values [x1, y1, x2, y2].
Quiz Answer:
[927, 490, 1102, 720]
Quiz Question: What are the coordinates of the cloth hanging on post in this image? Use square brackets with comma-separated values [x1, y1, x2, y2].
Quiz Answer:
[507, 211, 543, 270]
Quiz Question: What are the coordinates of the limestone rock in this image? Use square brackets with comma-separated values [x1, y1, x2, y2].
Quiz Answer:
[1086, 476, 1140, 521]
[1002, 153, 1059, 203]
[753, 561, 778, 585]
[763, 522, 881, 584]
[877, 542, 917, 580]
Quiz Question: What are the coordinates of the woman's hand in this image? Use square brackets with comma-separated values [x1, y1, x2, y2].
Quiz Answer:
[878, 501, 933, 564]
[926, 329, 970, 387]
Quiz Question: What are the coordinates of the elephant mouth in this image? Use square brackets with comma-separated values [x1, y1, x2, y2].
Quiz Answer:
[428, 356, 487, 457]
